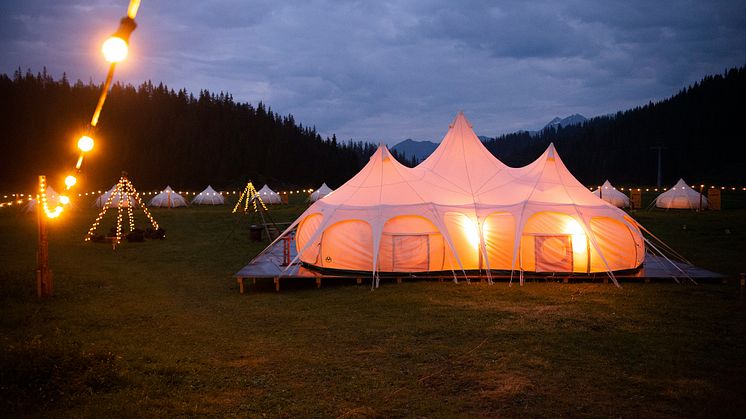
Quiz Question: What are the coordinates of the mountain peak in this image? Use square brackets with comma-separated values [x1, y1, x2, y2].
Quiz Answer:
[391, 139, 439, 162]
[544, 114, 587, 130]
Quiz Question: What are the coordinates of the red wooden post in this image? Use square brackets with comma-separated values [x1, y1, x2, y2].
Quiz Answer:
[281, 234, 292, 266]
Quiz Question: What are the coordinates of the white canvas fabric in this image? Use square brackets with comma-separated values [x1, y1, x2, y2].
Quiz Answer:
[256, 185, 282, 204]
[593, 180, 630, 208]
[94, 185, 136, 208]
[192, 185, 225, 205]
[26, 186, 60, 212]
[149, 186, 188, 207]
[287, 113, 645, 279]
[655, 179, 708, 209]
[309, 183, 334, 202]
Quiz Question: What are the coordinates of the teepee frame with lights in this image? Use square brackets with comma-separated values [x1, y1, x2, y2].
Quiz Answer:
[231, 181, 281, 241]
[85, 172, 159, 247]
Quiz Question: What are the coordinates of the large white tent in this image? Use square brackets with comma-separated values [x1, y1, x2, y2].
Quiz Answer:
[25, 185, 60, 213]
[256, 185, 282, 204]
[95, 185, 136, 208]
[149, 186, 188, 208]
[309, 183, 334, 202]
[191, 185, 225, 205]
[592, 180, 630, 208]
[655, 179, 708, 210]
[284, 113, 644, 284]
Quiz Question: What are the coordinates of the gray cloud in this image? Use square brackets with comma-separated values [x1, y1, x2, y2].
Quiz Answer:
[1, 0, 744, 144]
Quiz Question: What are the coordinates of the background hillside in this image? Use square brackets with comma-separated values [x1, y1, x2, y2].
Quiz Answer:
[0, 69, 384, 192]
[1, 65, 744, 192]
[483, 66, 746, 185]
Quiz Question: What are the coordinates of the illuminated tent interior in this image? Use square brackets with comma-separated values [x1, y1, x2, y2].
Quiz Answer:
[592, 180, 630, 208]
[283, 113, 645, 285]
[95, 184, 135, 208]
[191, 185, 225, 205]
[256, 184, 282, 204]
[149, 186, 188, 208]
[655, 179, 708, 210]
[309, 183, 334, 202]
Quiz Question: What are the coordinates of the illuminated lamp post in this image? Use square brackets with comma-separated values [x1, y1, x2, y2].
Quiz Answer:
[36, 0, 140, 297]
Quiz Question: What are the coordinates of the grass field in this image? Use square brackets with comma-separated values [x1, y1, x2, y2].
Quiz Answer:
[1, 197, 745, 417]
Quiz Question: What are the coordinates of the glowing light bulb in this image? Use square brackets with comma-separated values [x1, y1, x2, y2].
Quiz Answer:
[65, 175, 77, 188]
[59, 196, 70, 205]
[78, 135, 94, 152]
[102, 36, 129, 62]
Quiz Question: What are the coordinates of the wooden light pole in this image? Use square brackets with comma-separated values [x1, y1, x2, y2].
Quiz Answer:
[36, 175, 53, 297]
[33, 0, 141, 298]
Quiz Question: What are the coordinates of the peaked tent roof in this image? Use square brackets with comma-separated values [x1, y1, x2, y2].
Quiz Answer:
[149, 186, 188, 207]
[655, 178, 708, 209]
[592, 180, 630, 208]
[255, 185, 282, 204]
[192, 185, 225, 205]
[281, 113, 644, 285]
[309, 183, 334, 202]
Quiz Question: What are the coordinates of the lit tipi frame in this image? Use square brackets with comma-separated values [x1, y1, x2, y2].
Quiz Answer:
[85, 172, 159, 246]
[232, 181, 268, 214]
[231, 181, 282, 241]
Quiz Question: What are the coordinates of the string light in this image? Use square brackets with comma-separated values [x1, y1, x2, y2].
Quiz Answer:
[85, 174, 159, 246]
[34, 0, 140, 219]
[232, 182, 268, 214]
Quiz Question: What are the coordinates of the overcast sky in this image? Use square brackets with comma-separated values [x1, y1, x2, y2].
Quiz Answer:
[1, 0, 745, 143]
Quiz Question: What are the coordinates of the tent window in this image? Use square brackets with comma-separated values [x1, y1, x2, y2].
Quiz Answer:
[391, 234, 430, 271]
[534, 235, 573, 272]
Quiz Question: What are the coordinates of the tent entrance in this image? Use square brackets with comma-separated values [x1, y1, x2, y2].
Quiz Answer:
[387, 234, 430, 272]
[534, 235, 573, 272]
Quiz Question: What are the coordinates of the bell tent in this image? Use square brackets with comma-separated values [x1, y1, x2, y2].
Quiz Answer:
[309, 183, 334, 202]
[256, 185, 282, 204]
[95, 185, 135, 208]
[284, 113, 645, 285]
[192, 185, 225, 205]
[655, 179, 708, 210]
[149, 186, 188, 208]
[592, 181, 630, 208]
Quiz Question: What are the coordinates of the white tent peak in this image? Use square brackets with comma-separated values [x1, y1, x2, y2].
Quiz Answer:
[192, 185, 224, 205]
[256, 185, 282, 204]
[592, 180, 630, 208]
[656, 178, 707, 209]
[149, 186, 187, 207]
[310, 183, 334, 202]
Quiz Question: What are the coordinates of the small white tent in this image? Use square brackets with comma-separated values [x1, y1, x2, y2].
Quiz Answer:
[256, 185, 282, 204]
[95, 185, 136, 208]
[192, 185, 225, 205]
[309, 183, 334, 202]
[592, 180, 630, 208]
[25, 186, 60, 213]
[655, 179, 708, 210]
[149, 186, 188, 208]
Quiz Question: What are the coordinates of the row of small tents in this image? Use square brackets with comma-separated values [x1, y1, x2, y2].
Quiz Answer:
[26, 183, 336, 211]
[23, 179, 710, 212]
[593, 179, 709, 209]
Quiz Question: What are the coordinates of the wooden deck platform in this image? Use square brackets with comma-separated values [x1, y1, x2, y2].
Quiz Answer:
[234, 237, 725, 293]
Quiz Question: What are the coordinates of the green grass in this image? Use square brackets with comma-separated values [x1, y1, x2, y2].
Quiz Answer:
[1, 201, 745, 417]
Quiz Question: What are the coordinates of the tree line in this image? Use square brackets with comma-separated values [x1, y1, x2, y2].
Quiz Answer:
[482, 64, 746, 186]
[1, 64, 743, 193]
[0, 68, 394, 192]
